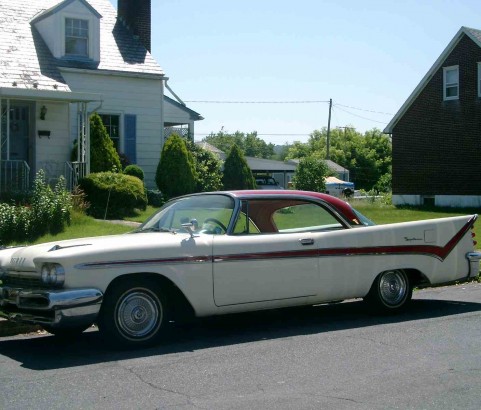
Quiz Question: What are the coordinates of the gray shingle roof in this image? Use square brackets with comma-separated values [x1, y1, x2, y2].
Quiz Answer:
[0, 0, 163, 92]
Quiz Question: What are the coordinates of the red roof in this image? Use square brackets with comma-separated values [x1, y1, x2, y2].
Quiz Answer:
[228, 190, 360, 225]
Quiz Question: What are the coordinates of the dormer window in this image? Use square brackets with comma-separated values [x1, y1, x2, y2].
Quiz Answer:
[65, 18, 89, 57]
[31, 0, 101, 62]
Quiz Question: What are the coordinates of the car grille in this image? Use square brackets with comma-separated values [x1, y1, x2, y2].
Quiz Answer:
[2, 273, 43, 289]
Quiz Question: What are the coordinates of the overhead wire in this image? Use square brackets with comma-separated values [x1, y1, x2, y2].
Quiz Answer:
[184, 99, 392, 128]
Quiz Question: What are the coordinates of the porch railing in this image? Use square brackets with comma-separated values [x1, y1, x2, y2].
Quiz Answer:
[65, 161, 87, 191]
[0, 160, 30, 193]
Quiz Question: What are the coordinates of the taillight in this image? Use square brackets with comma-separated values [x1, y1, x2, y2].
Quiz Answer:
[471, 229, 477, 246]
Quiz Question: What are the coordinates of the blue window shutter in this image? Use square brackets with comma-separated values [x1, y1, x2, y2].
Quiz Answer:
[124, 114, 137, 164]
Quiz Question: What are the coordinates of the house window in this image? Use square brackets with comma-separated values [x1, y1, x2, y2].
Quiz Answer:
[99, 114, 120, 151]
[443, 66, 459, 100]
[65, 18, 89, 56]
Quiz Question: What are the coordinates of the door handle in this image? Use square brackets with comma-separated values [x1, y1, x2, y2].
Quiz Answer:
[299, 238, 314, 246]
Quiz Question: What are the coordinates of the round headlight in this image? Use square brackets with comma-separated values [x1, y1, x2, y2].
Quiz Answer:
[41, 265, 50, 283]
[40, 263, 65, 287]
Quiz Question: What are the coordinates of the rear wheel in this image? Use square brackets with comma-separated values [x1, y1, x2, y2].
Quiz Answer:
[98, 278, 169, 348]
[364, 269, 412, 313]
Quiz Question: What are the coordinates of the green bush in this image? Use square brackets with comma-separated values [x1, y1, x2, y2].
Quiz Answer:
[0, 170, 72, 246]
[79, 172, 147, 219]
[185, 140, 223, 192]
[124, 164, 144, 181]
[90, 113, 122, 172]
[156, 134, 196, 198]
[222, 144, 256, 190]
[146, 189, 165, 207]
[292, 157, 329, 192]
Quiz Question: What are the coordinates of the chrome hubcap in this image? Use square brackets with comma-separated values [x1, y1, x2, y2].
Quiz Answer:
[379, 270, 407, 306]
[117, 291, 161, 338]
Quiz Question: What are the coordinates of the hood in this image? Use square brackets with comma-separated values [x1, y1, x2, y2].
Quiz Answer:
[0, 231, 194, 272]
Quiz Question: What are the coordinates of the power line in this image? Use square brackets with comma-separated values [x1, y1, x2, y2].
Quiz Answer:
[195, 132, 312, 137]
[184, 100, 330, 104]
[334, 103, 393, 116]
[333, 105, 389, 125]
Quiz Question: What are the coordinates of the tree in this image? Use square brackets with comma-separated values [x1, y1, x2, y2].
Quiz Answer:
[89, 113, 122, 173]
[156, 134, 196, 198]
[204, 131, 275, 159]
[222, 144, 256, 190]
[292, 157, 329, 192]
[285, 127, 392, 191]
[185, 141, 223, 192]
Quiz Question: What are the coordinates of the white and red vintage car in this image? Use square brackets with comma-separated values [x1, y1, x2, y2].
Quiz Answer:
[1, 190, 480, 347]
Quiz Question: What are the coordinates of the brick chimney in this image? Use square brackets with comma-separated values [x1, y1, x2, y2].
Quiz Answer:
[117, 0, 151, 52]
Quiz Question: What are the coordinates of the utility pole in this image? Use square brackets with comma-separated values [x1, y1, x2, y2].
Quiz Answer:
[326, 98, 332, 160]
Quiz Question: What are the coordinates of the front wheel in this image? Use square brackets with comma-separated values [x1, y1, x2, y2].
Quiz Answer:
[98, 278, 169, 348]
[364, 269, 412, 313]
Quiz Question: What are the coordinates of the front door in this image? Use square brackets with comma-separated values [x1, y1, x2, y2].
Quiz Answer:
[9, 105, 30, 162]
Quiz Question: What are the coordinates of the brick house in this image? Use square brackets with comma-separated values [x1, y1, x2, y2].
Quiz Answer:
[384, 26, 481, 207]
[0, 0, 202, 193]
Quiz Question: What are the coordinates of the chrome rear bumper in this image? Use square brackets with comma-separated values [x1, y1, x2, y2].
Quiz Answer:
[0, 287, 103, 328]
[466, 251, 481, 278]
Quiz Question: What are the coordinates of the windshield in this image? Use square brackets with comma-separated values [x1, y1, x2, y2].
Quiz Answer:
[136, 194, 235, 235]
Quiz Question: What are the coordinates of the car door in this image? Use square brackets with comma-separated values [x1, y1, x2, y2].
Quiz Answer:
[212, 199, 346, 306]
[212, 232, 319, 306]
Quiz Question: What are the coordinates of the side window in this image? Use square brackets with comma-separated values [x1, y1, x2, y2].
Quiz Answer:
[273, 203, 343, 232]
[233, 201, 260, 234]
[99, 114, 120, 151]
[443, 65, 459, 100]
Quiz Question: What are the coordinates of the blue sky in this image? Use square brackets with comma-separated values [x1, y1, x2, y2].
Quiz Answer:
[111, 0, 481, 144]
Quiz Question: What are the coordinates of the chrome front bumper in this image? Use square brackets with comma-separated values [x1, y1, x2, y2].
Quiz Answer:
[0, 287, 103, 328]
[466, 251, 481, 278]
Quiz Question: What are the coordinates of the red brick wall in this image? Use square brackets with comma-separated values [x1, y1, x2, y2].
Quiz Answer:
[392, 34, 481, 196]
[117, 0, 151, 52]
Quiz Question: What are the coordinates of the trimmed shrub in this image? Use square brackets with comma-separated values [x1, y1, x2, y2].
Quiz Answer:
[156, 134, 196, 199]
[124, 164, 144, 181]
[79, 172, 147, 219]
[90, 113, 122, 172]
[222, 144, 256, 190]
[146, 189, 165, 207]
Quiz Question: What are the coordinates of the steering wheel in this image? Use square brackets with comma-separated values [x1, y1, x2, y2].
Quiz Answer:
[203, 218, 227, 233]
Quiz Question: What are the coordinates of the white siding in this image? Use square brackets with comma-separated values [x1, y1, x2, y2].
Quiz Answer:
[35, 102, 70, 182]
[62, 70, 164, 188]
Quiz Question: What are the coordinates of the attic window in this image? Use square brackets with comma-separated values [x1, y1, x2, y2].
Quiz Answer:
[443, 66, 459, 100]
[65, 18, 89, 57]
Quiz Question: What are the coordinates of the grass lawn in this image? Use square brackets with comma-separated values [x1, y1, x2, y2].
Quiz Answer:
[351, 200, 481, 240]
[20, 201, 481, 247]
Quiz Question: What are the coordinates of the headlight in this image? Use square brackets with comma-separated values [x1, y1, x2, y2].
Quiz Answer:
[40, 263, 65, 286]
